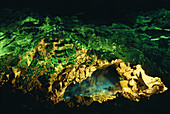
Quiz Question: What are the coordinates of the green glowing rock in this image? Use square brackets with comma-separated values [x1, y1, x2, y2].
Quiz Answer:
[0, 8, 169, 106]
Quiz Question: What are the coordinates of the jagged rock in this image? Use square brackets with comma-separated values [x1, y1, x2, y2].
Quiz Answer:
[1, 36, 167, 105]
[0, 9, 169, 107]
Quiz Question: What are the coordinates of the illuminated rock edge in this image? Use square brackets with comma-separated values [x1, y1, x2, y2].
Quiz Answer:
[0, 37, 168, 106]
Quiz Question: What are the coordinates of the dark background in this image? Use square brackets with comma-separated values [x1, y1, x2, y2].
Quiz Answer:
[0, 0, 170, 21]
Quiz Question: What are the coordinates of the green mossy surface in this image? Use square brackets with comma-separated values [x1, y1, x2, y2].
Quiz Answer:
[0, 8, 169, 114]
[0, 8, 169, 84]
